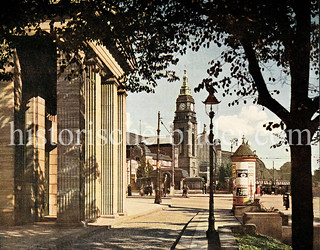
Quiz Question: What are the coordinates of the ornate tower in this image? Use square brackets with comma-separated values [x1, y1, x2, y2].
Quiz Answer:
[173, 70, 198, 177]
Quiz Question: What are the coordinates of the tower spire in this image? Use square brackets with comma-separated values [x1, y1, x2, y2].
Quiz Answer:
[183, 69, 188, 86]
[179, 69, 191, 96]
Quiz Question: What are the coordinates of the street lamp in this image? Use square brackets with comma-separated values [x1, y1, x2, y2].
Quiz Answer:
[203, 91, 220, 237]
[155, 111, 162, 204]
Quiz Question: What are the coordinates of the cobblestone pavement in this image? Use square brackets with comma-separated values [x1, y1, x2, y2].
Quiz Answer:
[73, 194, 236, 249]
[74, 196, 207, 249]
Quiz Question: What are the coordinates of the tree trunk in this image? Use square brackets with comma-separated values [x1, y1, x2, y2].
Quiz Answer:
[290, 143, 313, 249]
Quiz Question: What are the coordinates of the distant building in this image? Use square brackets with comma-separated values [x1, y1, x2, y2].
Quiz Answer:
[126, 140, 172, 183]
[126, 133, 189, 190]
[197, 125, 233, 184]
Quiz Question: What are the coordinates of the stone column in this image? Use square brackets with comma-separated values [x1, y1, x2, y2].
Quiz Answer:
[100, 78, 118, 216]
[57, 57, 85, 224]
[84, 65, 98, 220]
[95, 71, 102, 217]
[25, 96, 46, 222]
[48, 115, 58, 217]
[117, 89, 127, 215]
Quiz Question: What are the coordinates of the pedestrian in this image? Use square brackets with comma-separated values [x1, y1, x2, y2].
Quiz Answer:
[128, 184, 132, 196]
[185, 185, 189, 198]
[140, 186, 144, 196]
[182, 185, 186, 197]
[256, 185, 261, 196]
[283, 193, 290, 210]
[203, 183, 207, 194]
[145, 185, 150, 196]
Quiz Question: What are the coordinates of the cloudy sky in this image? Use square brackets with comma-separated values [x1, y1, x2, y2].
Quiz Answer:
[126, 46, 319, 173]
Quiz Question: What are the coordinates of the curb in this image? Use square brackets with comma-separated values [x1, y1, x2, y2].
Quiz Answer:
[170, 212, 199, 249]
[218, 226, 239, 249]
[173, 212, 208, 249]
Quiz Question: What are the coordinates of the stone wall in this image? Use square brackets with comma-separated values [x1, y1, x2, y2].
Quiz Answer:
[243, 212, 283, 241]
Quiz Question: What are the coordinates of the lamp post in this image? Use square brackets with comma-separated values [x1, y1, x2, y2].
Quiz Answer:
[170, 124, 175, 195]
[155, 111, 162, 204]
[203, 92, 220, 237]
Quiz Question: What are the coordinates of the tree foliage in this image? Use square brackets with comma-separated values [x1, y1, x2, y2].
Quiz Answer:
[0, 0, 195, 92]
[136, 158, 153, 179]
[218, 162, 232, 183]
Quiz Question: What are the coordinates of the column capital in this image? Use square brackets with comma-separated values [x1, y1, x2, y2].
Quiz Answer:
[102, 77, 120, 87]
[118, 88, 128, 96]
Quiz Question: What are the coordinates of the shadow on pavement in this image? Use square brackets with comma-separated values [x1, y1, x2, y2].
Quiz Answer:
[74, 227, 185, 249]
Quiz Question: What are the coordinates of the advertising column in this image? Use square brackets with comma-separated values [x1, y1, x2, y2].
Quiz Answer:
[233, 161, 256, 205]
[231, 139, 257, 207]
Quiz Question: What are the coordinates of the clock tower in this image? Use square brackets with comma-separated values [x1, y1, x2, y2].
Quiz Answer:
[173, 70, 198, 177]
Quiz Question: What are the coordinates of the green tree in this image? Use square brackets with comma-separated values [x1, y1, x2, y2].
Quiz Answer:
[130, 1, 318, 247]
[218, 162, 232, 183]
[279, 162, 291, 181]
[0, 0, 185, 91]
[136, 158, 153, 179]
[199, 2, 318, 247]
[146, 2, 317, 248]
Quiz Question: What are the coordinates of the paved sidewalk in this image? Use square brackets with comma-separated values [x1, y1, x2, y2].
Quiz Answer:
[174, 212, 207, 249]
[91, 195, 171, 227]
[0, 194, 241, 249]
[0, 197, 168, 249]
[174, 194, 241, 249]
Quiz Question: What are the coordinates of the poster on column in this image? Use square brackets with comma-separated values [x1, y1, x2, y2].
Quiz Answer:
[247, 162, 256, 201]
[235, 162, 249, 187]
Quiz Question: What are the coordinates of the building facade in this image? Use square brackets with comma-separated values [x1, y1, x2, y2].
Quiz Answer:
[197, 125, 233, 184]
[0, 33, 132, 225]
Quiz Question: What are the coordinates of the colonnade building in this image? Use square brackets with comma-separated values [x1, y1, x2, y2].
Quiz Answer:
[0, 32, 133, 225]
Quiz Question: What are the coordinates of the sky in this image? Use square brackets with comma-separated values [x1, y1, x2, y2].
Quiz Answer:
[126, 45, 320, 173]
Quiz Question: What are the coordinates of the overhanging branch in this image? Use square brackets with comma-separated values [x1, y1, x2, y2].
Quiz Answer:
[241, 38, 289, 122]
[311, 96, 320, 112]
[310, 115, 320, 136]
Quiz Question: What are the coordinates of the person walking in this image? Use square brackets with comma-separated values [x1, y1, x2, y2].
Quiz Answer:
[203, 183, 207, 194]
[185, 185, 189, 198]
[283, 193, 290, 210]
[182, 185, 186, 197]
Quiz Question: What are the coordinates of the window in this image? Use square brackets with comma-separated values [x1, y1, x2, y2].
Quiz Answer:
[192, 133, 195, 156]
[179, 128, 184, 155]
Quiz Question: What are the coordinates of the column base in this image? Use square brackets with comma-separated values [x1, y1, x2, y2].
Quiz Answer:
[100, 215, 118, 219]
[100, 212, 126, 219]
